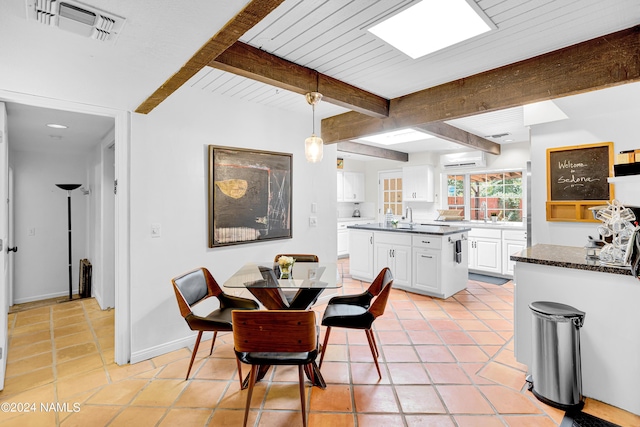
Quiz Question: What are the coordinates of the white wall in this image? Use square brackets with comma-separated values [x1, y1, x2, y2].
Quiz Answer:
[128, 88, 337, 362]
[530, 84, 640, 247]
[11, 150, 89, 303]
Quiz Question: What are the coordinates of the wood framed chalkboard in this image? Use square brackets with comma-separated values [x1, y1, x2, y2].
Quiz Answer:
[546, 142, 614, 222]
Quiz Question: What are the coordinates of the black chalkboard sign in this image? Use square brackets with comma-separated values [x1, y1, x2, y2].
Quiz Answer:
[547, 143, 613, 201]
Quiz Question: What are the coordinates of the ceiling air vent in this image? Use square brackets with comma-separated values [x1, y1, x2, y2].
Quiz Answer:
[26, 0, 126, 43]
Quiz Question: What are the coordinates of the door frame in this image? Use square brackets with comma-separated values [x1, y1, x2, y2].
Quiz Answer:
[0, 90, 131, 365]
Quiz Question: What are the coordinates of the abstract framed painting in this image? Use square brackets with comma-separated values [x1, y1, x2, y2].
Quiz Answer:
[208, 145, 292, 248]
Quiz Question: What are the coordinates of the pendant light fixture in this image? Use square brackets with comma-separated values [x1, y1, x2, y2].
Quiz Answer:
[304, 91, 324, 163]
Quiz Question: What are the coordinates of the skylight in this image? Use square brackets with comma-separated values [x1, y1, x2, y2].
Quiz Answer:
[368, 0, 494, 59]
[523, 100, 569, 126]
[355, 129, 434, 145]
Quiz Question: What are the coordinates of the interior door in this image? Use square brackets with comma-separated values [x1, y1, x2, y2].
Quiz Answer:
[378, 170, 403, 222]
[0, 103, 10, 390]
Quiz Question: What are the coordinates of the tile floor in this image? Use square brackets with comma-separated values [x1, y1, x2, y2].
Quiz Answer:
[1, 262, 639, 427]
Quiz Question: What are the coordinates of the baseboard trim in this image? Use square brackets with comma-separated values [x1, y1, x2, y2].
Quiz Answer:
[13, 289, 79, 305]
[129, 331, 216, 365]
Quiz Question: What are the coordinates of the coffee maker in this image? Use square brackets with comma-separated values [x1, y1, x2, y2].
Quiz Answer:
[352, 203, 361, 217]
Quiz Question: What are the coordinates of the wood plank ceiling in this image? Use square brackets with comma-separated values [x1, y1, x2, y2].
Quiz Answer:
[136, 0, 640, 159]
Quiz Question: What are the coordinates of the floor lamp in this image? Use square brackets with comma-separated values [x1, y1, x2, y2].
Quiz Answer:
[56, 184, 81, 301]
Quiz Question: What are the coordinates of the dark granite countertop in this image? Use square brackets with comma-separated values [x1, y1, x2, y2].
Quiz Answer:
[510, 244, 633, 276]
[347, 223, 470, 236]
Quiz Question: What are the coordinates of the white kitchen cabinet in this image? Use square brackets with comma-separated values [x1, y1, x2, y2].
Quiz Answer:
[402, 165, 434, 202]
[502, 230, 527, 275]
[468, 228, 502, 274]
[349, 229, 375, 281]
[337, 171, 365, 202]
[374, 232, 411, 287]
[412, 233, 467, 298]
[413, 247, 440, 294]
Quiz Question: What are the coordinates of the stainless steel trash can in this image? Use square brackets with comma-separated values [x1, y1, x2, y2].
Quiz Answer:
[528, 301, 585, 410]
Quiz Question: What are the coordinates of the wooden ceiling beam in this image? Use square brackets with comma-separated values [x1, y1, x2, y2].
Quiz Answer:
[135, 0, 285, 114]
[416, 122, 500, 155]
[321, 25, 640, 147]
[336, 141, 408, 162]
[210, 41, 390, 118]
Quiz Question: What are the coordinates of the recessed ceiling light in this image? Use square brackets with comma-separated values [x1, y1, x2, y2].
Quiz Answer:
[46, 123, 68, 129]
[355, 128, 434, 145]
[368, 0, 495, 59]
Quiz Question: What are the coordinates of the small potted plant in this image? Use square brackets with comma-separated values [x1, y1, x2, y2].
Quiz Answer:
[277, 256, 295, 279]
[490, 212, 498, 223]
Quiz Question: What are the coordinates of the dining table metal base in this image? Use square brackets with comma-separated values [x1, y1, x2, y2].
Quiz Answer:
[246, 287, 324, 310]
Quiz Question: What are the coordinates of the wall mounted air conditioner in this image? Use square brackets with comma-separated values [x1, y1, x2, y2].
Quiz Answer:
[440, 151, 486, 169]
[26, 0, 126, 43]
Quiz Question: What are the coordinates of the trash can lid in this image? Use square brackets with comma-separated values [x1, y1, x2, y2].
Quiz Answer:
[529, 301, 585, 319]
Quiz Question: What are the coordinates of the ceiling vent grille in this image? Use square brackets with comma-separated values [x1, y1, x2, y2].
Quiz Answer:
[26, 0, 126, 43]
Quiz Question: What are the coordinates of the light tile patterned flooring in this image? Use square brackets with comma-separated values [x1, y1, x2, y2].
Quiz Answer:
[1, 262, 639, 427]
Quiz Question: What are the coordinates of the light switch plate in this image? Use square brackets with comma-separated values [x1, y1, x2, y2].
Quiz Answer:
[309, 216, 318, 227]
[151, 223, 161, 237]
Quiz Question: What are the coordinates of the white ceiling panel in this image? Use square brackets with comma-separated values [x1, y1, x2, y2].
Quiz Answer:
[3, 0, 640, 158]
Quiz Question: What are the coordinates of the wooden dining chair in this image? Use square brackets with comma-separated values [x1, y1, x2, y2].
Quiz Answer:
[324, 266, 392, 309]
[171, 267, 259, 380]
[232, 310, 318, 427]
[273, 254, 319, 305]
[318, 267, 394, 379]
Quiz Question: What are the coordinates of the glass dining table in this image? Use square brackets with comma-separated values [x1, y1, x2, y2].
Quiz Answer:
[223, 261, 343, 388]
[223, 261, 343, 310]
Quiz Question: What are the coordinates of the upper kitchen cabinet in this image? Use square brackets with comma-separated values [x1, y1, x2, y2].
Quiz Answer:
[337, 171, 365, 202]
[402, 165, 434, 202]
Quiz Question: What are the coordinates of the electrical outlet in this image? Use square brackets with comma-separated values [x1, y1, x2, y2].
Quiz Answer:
[28, 228, 36, 236]
[309, 216, 318, 227]
[151, 223, 161, 237]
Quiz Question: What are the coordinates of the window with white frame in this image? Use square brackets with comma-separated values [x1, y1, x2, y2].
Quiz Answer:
[446, 170, 523, 222]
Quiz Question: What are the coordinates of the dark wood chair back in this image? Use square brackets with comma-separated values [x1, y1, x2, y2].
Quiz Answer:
[232, 310, 317, 354]
[368, 270, 394, 319]
[171, 268, 211, 317]
[367, 266, 394, 298]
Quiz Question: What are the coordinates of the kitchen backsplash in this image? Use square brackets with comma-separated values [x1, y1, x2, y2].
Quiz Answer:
[337, 202, 375, 219]
[338, 201, 440, 222]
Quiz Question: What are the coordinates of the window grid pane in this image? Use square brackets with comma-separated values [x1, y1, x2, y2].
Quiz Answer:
[446, 174, 466, 217]
[383, 177, 403, 217]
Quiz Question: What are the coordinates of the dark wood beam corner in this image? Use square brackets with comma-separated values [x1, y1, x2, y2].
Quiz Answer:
[317, 74, 389, 118]
[135, 0, 285, 114]
[211, 42, 389, 118]
[336, 141, 408, 162]
[415, 122, 501, 155]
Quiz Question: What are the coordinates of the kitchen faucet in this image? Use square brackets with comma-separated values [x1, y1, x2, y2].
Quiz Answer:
[405, 206, 413, 226]
[481, 201, 488, 222]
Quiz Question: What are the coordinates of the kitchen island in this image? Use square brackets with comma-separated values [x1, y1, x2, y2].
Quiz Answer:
[347, 223, 470, 298]
[512, 244, 640, 415]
